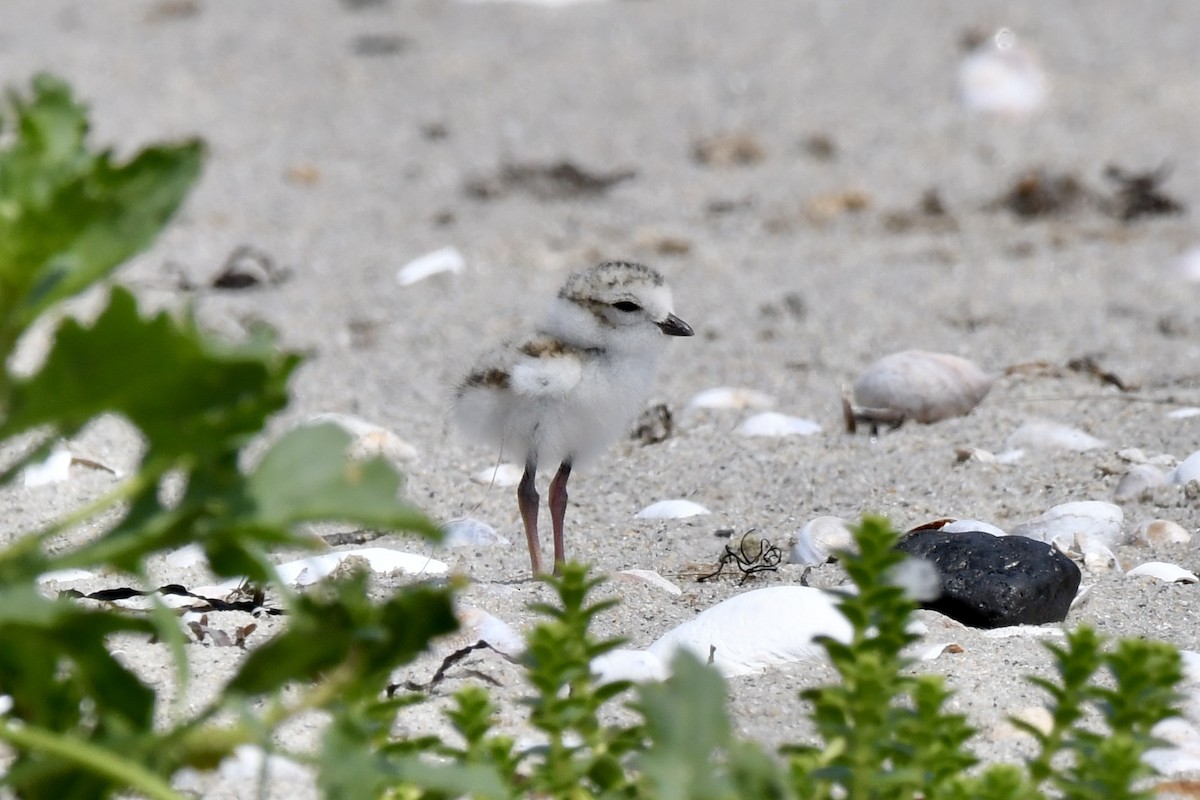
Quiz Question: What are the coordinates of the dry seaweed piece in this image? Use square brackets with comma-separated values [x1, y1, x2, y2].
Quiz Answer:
[464, 160, 636, 201]
[996, 169, 1090, 218]
[63, 583, 284, 615]
[697, 531, 782, 585]
[188, 614, 257, 648]
[211, 244, 290, 289]
[1066, 355, 1134, 391]
[1104, 164, 1185, 221]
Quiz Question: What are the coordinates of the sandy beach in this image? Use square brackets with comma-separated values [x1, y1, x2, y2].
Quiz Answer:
[3, 1, 1199, 796]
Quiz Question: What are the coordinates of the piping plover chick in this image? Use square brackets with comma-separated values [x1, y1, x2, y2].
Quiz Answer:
[454, 261, 694, 576]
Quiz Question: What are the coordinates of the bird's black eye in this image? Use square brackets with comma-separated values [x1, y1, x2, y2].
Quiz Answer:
[613, 301, 642, 313]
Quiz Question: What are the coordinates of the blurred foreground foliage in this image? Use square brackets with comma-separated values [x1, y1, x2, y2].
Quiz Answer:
[0, 76, 1183, 800]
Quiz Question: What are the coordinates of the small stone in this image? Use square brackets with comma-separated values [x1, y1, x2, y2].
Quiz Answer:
[896, 529, 1081, 628]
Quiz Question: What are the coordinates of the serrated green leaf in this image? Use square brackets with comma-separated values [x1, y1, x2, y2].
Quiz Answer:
[245, 423, 440, 537]
[1, 287, 297, 456]
[0, 74, 203, 333]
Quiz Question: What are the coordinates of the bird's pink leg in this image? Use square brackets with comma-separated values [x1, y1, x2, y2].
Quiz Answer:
[548, 461, 572, 575]
[518, 463, 543, 576]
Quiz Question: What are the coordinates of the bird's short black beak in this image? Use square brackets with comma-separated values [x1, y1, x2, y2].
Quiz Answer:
[657, 313, 694, 337]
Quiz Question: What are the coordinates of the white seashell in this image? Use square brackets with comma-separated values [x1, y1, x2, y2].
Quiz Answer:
[471, 463, 524, 487]
[1114, 464, 1169, 502]
[789, 516, 855, 565]
[981, 626, 1065, 640]
[635, 499, 711, 519]
[687, 387, 776, 410]
[1077, 534, 1120, 574]
[1009, 501, 1125, 549]
[1170, 451, 1200, 485]
[852, 350, 993, 424]
[455, 607, 525, 659]
[1127, 562, 1199, 584]
[396, 246, 465, 286]
[958, 28, 1047, 117]
[616, 569, 683, 596]
[1070, 583, 1092, 611]
[911, 642, 962, 662]
[165, 543, 207, 569]
[1167, 247, 1200, 284]
[1180, 650, 1200, 685]
[442, 518, 510, 547]
[737, 412, 821, 437]
[35, 568, 96, 585]
[305, 413, 418, 464]
[1144, 718, 1200, 776]
[645, 586, 853, 677]
[22, 446, 73, 487]
[940, 519, 1008, 537]
[274, 548, 448, 586]
[1005, 421, 1105, 452]
[1167, 407, 1200, 420]
[590, 649, 669, 684]
[1132, 519, 1192, 546]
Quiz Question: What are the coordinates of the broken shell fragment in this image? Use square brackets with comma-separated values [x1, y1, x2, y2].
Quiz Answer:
[274, 548, 448, 585]
[1170, 450, 1200, 485]
[1127, 562, 1199, 584]
[442, 517, 509, 547]
[396, 246, 465, 286]
[737, 412, 821, 437]
[305, 413, 419, 465]
[1009, 501, 1124, 550]
[1114, 464, 1169, 502]
[616, 569, 683, 596]
[688, 387, 776, 410]
[1077, 534, 1120, 574]
[789, 516, 855, 566]
[958, 28, 1048, 118]
[634, 499, 711, 519]
[471, 463, 524, 487]
[850, 350, 993, 426]
[1132, 519, 1192, 546]
[1005, 421, 1105, 453]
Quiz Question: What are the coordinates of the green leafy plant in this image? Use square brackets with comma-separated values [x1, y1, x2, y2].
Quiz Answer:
[0, 74, 455, 799]
[381, 520, 1183, 800]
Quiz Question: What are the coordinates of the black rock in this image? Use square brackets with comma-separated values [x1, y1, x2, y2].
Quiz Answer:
[895, 529, 1081, 628]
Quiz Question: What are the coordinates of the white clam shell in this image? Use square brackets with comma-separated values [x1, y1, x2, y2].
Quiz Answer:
[645, 586, 853, 678]
[1113, 464, 1169, 502]
[737, 412, 821, 437]
[1005, 421, 1105, 453]
[635, 499, 711, 519]
[471, 463, 524, 487]
[1144, 718, 1200, 776]
[275, 548, 448, 585]
[958, 29, 1047, 117]
[1170, 450, 1200, 485]
[35, 568, 97, 585]
[442, 517, 510, 547]
[790, 516, 855, 566]
[616, 569, 683, 596]
[1127, 562, 1199, 584]
[852, 350, 993, 424]
[1009, 501, 1125, 550]
[396, 246, 465, 286]
[305, 413, 419, 464]
[1167, 407, 1200, 420]
[590, 649, 669, 684]
[687, 387, 776, 410]
[1132, 519, 1192, 546]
